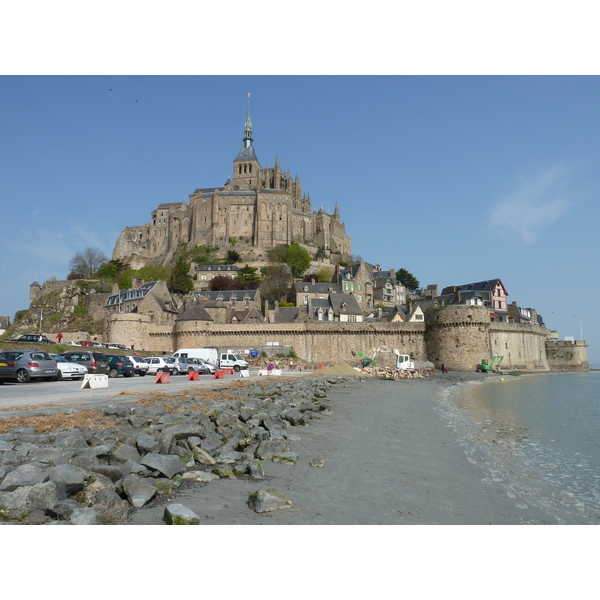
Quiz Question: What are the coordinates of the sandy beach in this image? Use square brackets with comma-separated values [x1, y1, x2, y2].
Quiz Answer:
[125, 370, 594, 525]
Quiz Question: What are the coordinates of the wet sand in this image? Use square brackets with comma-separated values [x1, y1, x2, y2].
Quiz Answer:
[127, 371, 592, 525]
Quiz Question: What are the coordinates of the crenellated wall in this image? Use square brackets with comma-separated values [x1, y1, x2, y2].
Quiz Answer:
[489, 322, 550, 370]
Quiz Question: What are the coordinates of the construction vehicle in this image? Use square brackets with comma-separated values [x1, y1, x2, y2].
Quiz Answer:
[476, 356, 504, 372]
[351, 351, 378, 368]
[393, 350, 415, 370]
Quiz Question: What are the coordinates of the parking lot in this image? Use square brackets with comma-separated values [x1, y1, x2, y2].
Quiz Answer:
[0, 370, 268, 413]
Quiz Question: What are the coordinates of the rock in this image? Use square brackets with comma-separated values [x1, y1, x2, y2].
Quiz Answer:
[255, 439, 290, 460]
[136, 433, 161, 454]
[47, 464, 87, 495]
[272, 451, 299, 464]
[0, 464, 49, 492]
[110, 444, 141, 464]
[0, 481, 67, 521]
[310, 457, 325, 468]
[122, 475, 157, 508]
[212, 467, 237, 479]
[163, 503, 200, 525]
[248, 459, 265, 479]
[140, 454, 186, 479]
[70, 507, 105, 525]
[45, 499, 85, 521]
[248, 489, 293, 513]
[190, 445, 216, 466]
[182, 470, 220, 482]
[213, 445, 242, 464]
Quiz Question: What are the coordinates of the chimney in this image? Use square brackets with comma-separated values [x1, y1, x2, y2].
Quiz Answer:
[389, 268, 395, 279]
[132, 278, 144, 290]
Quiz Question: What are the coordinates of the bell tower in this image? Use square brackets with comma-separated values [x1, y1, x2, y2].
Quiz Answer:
[232, 93, 261, 189]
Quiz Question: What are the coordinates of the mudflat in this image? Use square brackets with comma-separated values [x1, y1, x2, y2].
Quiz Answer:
[128, 371, 578, 525]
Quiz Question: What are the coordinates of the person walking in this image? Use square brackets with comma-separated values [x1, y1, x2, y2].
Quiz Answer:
[57, 333, 63, 344]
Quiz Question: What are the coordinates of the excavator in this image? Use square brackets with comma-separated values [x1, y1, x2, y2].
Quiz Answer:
[476, 355, 504, 373]
[351, 350, 378, 368]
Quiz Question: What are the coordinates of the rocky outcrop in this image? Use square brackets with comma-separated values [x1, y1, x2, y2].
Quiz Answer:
[0, 376, 346, 524]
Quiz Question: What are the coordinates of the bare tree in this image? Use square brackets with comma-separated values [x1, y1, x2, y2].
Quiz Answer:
[259, 264, 294, 304]
[69, 247, 109, 279]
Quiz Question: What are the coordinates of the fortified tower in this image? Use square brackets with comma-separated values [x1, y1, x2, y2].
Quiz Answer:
[424, 305, 491, 371]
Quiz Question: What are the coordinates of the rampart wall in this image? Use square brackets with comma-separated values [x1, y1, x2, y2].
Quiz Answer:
[173, 321, 426, 365]
[104, 305, 587, 371]
[545, 340, 589, 370]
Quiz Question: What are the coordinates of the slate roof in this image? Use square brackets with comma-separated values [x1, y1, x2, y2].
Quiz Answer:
[194, 290, 258, 302]
[294, 282, 342, 294]
[441, 278, 506, 295]
[106, 281, 160, 307]
[175, 303, 213, 322]
[329, 293, 363, 316]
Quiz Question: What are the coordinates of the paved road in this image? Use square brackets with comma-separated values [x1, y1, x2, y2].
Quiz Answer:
[0, 370, 300, 415]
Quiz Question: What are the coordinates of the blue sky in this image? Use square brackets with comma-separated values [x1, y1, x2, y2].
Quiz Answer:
[1, 75, 599, 362]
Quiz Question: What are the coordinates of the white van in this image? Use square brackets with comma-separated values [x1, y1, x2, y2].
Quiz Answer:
[219, 352, 249, 372]
[172, 348, 219, 365]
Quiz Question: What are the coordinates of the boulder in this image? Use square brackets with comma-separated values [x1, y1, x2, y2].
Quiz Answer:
[140, 454, 186, 479]
[248, 489, 293, 513]
[0, 481, 67, 521]
[255, 439, 290, 460]
[47, 464, 88, 496]
[70, 507, 105, 525]
[0, 464, 49, 492]
[122, 475, 158, 508]
[110, 444, 141, 464]
[136, 433, 161, 455]
[163, 503, 200, 525]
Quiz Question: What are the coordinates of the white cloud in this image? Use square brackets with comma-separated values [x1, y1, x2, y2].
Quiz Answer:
[489, 164, 574, 244]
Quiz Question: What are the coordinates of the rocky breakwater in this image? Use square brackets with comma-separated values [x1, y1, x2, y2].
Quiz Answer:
[0, 376, 346, 525]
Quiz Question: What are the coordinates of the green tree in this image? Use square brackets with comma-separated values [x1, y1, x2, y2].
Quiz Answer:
[267, 244, 289, 264]
[168, 256, 194, 294]
[227, 249, 241, 263]
[237, 265, 262, 289]
[396, 268, 420, 291]
[97, 259, 129, 282]
[285, 244, 311, 278]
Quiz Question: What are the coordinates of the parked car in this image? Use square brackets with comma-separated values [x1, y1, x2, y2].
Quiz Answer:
[60, 351, 109, 375]
[145, 357, 175, 375]
[0, 350, 58, 383]
[77, 341, 93, 347]
[50, 354, 88, 380]
[0, 354, 19, 384]
[164, 356, 190, 374]
[107, 343, 128, 350]
[185, 357, 216, 374]
[127, 355, 150, 376]
[105, 354, 135, 378]
[11, 334, 52, 344]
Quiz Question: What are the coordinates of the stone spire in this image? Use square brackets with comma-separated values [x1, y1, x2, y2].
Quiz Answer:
[243, 92, 253, 147]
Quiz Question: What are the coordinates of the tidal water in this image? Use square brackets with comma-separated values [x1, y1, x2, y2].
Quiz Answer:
[438, 371, 600, 523]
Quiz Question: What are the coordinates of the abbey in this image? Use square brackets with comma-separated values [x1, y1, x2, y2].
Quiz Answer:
[112, 97, 352, 270]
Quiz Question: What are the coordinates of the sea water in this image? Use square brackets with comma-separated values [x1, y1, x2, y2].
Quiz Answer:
[438, 371, 600, 523]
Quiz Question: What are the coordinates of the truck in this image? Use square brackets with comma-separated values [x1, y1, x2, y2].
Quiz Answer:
[172, 348, 219, 366]
[218, 352, 249, 371]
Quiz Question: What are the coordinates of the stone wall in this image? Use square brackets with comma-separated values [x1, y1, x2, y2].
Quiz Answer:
[173, 321, 426, 366]
[489, 323, 550, 371]
[103, 303, 588, 371]
[424, 305, 491, 371]
[545, 340, 589, 370]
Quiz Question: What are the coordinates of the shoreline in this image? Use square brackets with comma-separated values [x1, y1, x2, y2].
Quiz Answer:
[1, 368, 597, 525]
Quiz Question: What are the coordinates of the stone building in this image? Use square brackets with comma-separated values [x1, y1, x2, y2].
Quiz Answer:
[111, 96, 352, 270]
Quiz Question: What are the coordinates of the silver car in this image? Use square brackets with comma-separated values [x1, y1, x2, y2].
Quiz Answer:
[0, 350, 58, 383]
[164, 356, 189, 374]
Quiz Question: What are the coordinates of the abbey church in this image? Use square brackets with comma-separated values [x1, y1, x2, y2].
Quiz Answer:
[112, 97, 352, 270]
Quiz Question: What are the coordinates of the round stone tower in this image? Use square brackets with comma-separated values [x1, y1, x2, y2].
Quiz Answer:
[424, 305, 491, 371]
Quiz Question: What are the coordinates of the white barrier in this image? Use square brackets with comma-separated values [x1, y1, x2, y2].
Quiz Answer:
[81, 374, 109, 389]
[240, 370, 250, 378]
[258, 369, 282, 377]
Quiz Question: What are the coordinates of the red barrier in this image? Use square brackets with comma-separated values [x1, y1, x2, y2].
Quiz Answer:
[221, 368, 234, 375]
[213, 370, 224, 379]
[154, 371, 171, 384]
[187, 371, 199, 381]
